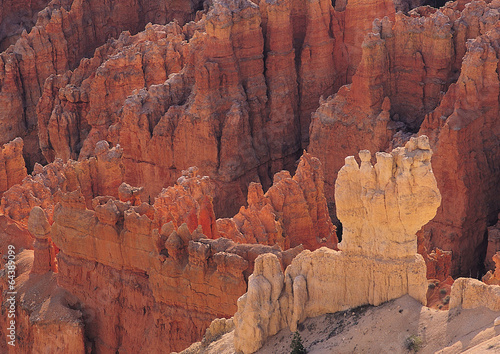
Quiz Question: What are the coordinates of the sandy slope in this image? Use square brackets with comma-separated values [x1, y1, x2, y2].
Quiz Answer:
[185, 295, 500, 354]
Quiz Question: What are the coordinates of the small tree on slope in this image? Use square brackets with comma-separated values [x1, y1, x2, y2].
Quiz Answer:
[291, 331, 306, 354]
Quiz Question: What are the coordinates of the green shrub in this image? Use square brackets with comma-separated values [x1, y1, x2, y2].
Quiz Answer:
[405, 335, 423, 352]
[291, 331, 306, 354]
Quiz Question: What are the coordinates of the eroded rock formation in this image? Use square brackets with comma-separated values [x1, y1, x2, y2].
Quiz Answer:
[419, 15, 500, 275]
[36, 21, 190, 163]
[233, 136, 440, 353]
[482, 252, 500, 286]
[153, 166, 218, 240]
[27, 206, 57, 274]
[31, 0, 418, 217]
[0, 140, 124, 223]
[0, 137, 27, 196]
[309, 0, 500, 276]
[485, 216, 500, 272]
[49, 188, 302, 352]
[217, 152, 337, 251]
[1, 0, 500, 352]
[0, 250, 86, 354]
[450, 277, 500, 311]
[0, 0, 202, 167]
[0, 0, 50, 51]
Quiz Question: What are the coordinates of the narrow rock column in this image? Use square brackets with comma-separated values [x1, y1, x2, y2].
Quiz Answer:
[28, 206, 56, 274]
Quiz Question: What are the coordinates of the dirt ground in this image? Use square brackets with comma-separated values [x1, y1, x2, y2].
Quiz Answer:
[195, 295, 500, 354]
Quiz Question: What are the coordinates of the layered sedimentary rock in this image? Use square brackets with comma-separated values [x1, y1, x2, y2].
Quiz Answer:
[309, 1, 500, 275]
[49, 188, 302, 352]
[308, 32, 394, 203]
[0, 140, 123, 223]
[37, 21, 190, 163]
[233, 137, 440, 353]
[217, 152, 337, 251]
[152, 166, 218, 239]
[0, 0, 202, 167]
[343, 0, 395, 80]
[0, 137, 27, 196]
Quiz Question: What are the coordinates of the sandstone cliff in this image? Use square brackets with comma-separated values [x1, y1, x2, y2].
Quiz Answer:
[450, 277, 500, 311]
[233, 136, 440, 353]
[1, 160, 306, 352]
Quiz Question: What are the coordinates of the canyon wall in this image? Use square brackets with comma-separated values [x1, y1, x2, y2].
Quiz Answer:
[33, 0, 407, 217]
[418, 17, 500, 276]
[0, 0, 202, 167]
[309, 0, 500, 276]
[233, 136, 440, 353]
[1, 145, 328, 351]
[0, 0, 50, 50]
[49, 188, 302, 352]
[0, 140, 124, 223]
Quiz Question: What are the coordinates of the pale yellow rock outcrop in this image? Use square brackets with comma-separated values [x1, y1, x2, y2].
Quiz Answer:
[233, 136, 441, 354]
[450, 278, 500, 311]
[336, 135, 441, 259]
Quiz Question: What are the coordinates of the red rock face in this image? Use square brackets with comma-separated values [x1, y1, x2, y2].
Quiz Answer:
[2, 0, 500, 351]
[425, 248, 452, 282]
[0, 0, 201, 167]
[218, 152, 338, 250]
[152, 166, 218, 239]
[485, 215, 500, 272]
[0, 140, 123, 223]
[31, 0, 412, 217]
[0, 137, 27, 196]
[36, 22, 190, 163]
[48, 188, 302, 352]
[419, 19, 500, 276]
